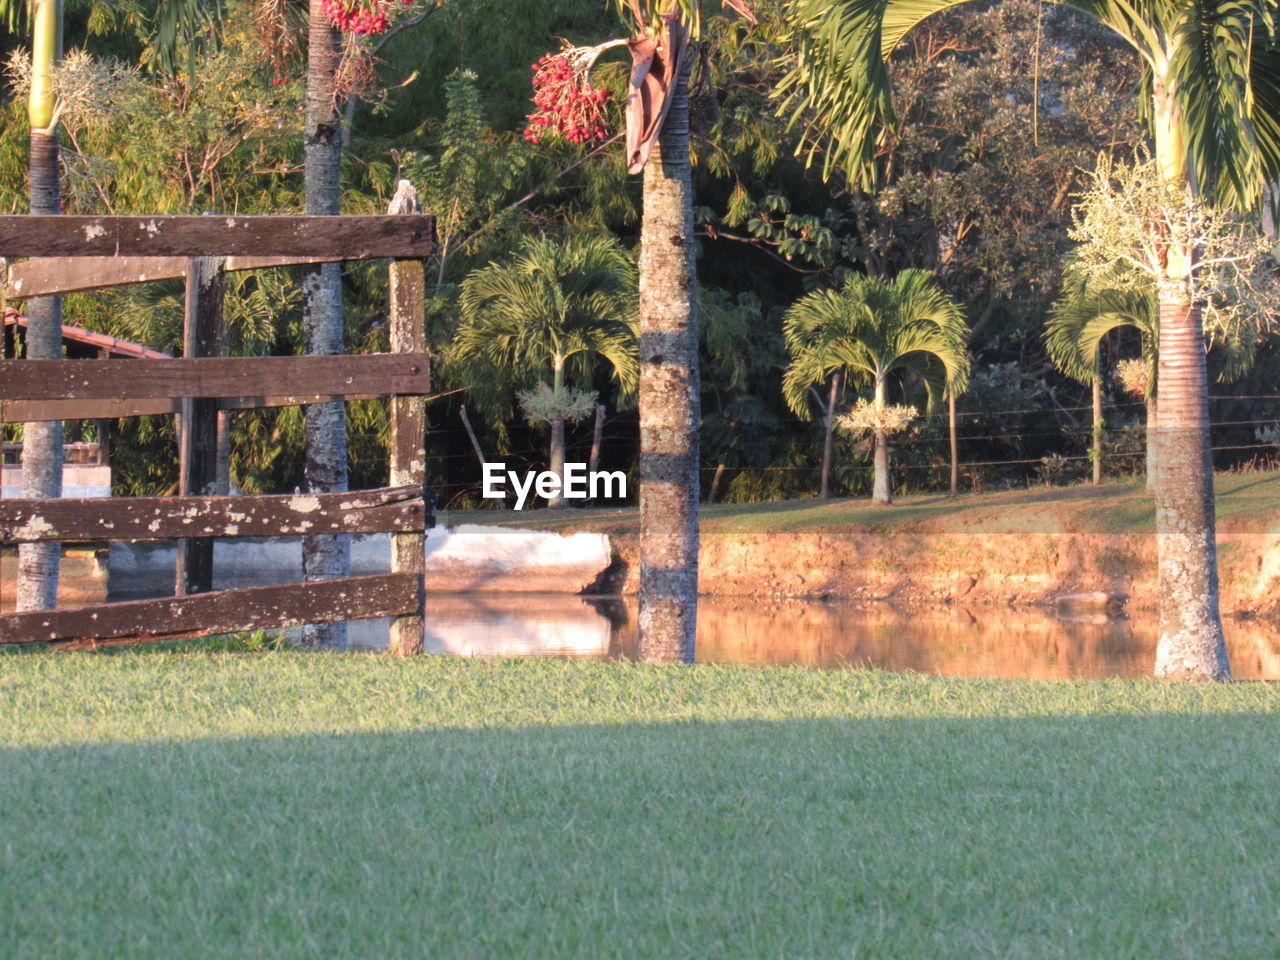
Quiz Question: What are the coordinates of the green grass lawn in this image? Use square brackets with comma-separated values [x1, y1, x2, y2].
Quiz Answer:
[2, 653, 1278, 958]
[452, 469, 1280, 536]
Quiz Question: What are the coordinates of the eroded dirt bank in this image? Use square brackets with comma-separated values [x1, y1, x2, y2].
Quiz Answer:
[596, 528, 1280, 617]
[560, 476, 1280, 618]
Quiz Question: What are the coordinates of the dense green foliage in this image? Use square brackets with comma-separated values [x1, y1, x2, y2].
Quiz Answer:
[3, 654, 1279, 958]
[2, 0, 1277, 503]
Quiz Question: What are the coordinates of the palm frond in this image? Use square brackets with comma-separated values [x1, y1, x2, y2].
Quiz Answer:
[782, 269, 969, 416]
[779, 0, 1280, 207]
[452, 233, 639, 415]
[1169, 0, 1280, 209]
[1046, 271, 1157, 384]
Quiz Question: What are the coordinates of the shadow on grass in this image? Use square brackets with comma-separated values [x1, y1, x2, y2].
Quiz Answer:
[4, 713, 1278, 960]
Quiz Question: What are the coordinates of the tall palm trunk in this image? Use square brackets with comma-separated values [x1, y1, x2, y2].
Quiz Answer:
[547, 357, 566, 508]
[948, 391, 958, 495]
[1149, 75, 1228, 680]
[820, 372, 839, 498]
[637, 60, 699, 663]
[588, 403, 605, 475]
[871, 376, 891, 505]
[300, 0, 349, 649]
[707, 463, 726, 503]
[1145, 393, 1157, 490]
[1152, 289, 1229, 679]
[17, 0, 63, 613]
[1091, 374, 1103, 486]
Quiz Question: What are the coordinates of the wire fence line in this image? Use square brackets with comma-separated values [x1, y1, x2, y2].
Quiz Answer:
[354, 390, 1280, 503]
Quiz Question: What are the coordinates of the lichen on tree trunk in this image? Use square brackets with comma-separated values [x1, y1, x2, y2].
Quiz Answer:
[17, 128, 63, 612]
[300, 1, 349, 649]
[637, 60, 699, 664]
[1152, 291, 1229, 680]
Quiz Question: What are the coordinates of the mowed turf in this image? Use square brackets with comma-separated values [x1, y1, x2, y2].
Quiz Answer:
[459, 469, 1280, 536]
[2, 653, 1278, 959]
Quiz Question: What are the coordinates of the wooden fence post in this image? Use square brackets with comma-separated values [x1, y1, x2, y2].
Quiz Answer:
[387, 182, 428, 655]
[175, 255, 226, 596]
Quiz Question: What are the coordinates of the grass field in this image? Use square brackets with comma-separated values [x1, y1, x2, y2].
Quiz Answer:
[455, 469, 1280, 536]
[2, 652, 1278, 958]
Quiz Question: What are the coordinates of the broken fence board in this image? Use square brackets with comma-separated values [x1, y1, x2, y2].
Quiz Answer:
[0, 573, 420, 645]
[0, 354, 431, 402]
[4, 254, 336, 299]
[0, 215, 435, 258]
[0, 485, 430, 543]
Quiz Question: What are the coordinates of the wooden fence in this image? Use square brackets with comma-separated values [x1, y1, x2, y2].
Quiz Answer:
[0, 209, 435, 653]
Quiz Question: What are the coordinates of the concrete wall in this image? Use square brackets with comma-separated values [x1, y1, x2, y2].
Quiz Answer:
[2, 463, 110, 499]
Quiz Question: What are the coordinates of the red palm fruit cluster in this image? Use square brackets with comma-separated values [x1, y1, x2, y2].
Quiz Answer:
[320, 0, 412, 35]
[523, 53, 611, 145]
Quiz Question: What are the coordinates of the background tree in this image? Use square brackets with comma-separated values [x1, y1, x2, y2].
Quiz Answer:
[1047, 271, 1158, 486]
[783, 270, 969, 504]
[698, 288, 781, 502]
[453, 233, 638, 507]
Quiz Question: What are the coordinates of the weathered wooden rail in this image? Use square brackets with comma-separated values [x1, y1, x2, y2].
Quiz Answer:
[0, 204, 435, 653]
[0, 485, 429, 542]
[0, 215, 434, 258]
[1, 573, 420, 648]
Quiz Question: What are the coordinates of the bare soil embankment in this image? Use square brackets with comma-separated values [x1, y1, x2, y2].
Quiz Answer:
[472, 473, 1280, 617]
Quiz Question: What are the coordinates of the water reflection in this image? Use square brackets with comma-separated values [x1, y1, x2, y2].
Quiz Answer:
[421, 594, 614, 658]
[356, 594, 1280, 680]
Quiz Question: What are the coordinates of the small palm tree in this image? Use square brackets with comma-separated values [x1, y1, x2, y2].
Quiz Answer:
[1047, 264, 1259, 491]
[453, 234, 638, 507]
[783, 270, 970, 505]
[1047, 272, 1159, 488]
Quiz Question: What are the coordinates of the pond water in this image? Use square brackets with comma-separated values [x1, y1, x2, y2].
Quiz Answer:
[348, 594, 1280, 680]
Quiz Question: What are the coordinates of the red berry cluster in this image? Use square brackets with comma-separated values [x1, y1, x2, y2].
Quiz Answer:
[523, 53, 611, 145]
[320, 0, 413, 35]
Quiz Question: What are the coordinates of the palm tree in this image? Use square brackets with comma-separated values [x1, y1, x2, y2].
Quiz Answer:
[1047, 264, 1260, 491]
[11, 0, 64, 612]
[636, 38, 701, 660]
[299, 0, 348, 649]
[780, 0, 1280, 680]
[617, 1, 706, 661]
[531, 0, 751, 657]
[1046, 274, 1159, 487]
[453, 233, 638, 506]
[783, 270, 970, 505]
[612, 0, 753, 659]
